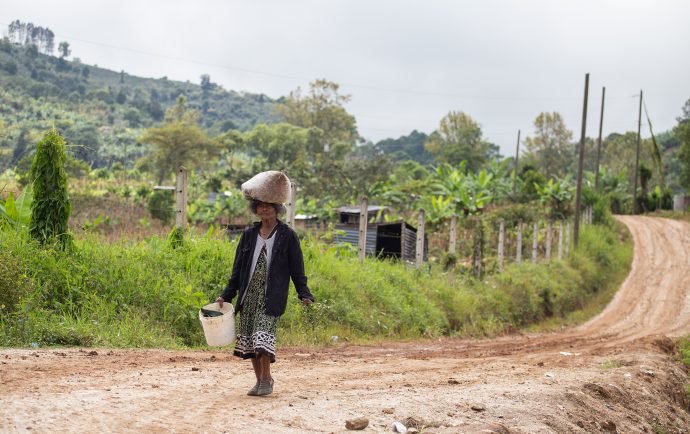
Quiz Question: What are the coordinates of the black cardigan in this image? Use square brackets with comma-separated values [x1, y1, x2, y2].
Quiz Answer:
[221, 220, 314, 316]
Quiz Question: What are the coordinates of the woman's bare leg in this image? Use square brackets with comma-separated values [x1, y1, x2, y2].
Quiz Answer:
[251, 358, 261, 382]
[259, 354, 271, 380]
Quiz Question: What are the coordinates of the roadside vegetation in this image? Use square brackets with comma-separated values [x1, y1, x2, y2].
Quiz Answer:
[2, 19, 689, 351]
[0, 203, 631, 348]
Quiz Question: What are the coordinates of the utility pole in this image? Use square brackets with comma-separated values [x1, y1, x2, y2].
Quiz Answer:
[513, 129, 521, 196]
[594, 87, 605, 191]
[175, 166, 188, 231]
[632, 90, 643, 215]
[358, 196, 368, 264]
[573, 73, 590, 247]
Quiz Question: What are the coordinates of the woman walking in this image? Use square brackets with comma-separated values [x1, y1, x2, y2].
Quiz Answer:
[217, 171, 314, 396]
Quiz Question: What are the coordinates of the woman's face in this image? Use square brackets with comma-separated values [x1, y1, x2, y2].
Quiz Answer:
[256, 201, 277, 219]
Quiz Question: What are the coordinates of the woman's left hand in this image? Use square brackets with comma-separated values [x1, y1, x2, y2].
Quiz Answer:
[301, 298, 313, 306]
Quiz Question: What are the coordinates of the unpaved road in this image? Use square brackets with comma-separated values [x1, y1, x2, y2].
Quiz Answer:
[2, 216, 690, 433]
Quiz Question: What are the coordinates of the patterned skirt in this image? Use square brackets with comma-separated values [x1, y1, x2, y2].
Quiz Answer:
[233, 246, 279, 363]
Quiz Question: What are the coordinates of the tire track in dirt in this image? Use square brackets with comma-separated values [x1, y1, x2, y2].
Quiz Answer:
[2, 216, 690, 433]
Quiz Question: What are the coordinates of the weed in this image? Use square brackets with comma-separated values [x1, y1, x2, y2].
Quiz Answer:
[600, 359, 620, 369]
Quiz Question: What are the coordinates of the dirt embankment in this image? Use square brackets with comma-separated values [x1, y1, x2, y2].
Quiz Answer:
[2, 216, 690, 433]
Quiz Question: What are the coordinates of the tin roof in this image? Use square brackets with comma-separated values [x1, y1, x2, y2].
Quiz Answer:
[335, 205, 389, 215]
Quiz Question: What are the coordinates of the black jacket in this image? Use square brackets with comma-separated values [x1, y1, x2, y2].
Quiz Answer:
[221, 220, 314, 316]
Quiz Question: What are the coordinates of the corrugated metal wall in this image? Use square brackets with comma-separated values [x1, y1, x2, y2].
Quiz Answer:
[334, 224, 378, 254]
[402, 225, 417, 262]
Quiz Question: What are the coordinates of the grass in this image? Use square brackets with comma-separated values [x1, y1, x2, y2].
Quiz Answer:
[525, 221, 633, 332]
[600, 359, 621, 370]
[0, 217, 633, 349]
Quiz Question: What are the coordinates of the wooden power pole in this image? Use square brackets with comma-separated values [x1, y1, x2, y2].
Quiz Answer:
[175, 166, 188, 231]
[513, 129, 521, 196]
[594, 87, 605, 190]
[632, 90, 643, 215]
[573, 73, 590, 247]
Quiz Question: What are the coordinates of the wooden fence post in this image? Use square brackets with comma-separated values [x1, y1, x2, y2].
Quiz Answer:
[498, 219, 505, 272]
[558, 221, 564, 259]
[449, 215, 457, 254]
[416, 209, 426, 268]
[175, 166, 187, 231]
[532, 221, 538, 263]
[358, 196, 368, 264]
[545, 220, 552, 260]
[565, 220, 571, 257]
[516, 219, 523, 264]
[286, 183, 297, 228]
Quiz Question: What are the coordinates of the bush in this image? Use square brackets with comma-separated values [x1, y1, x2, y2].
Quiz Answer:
[29, 129, 72, 249]
[0, 37, 12, 53]
[147, 190, 174, 224]
[2, 61, 18, 75]
[0, 250, 33, 313]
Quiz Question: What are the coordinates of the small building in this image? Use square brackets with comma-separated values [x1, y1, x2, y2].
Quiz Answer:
[335, 205, 389, 225]
[332, 205, 427, 263]
[294, 214, 320, 230]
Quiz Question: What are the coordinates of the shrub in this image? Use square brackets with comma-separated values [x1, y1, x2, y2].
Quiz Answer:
[0, 250, 33, 313]
[29, 129, 72, 249]
[147, 190, 174, 224]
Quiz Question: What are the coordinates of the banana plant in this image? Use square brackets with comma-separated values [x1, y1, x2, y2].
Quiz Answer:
[0, 188, 32, 229]
[432, 163, 494, 216]
[423, 195, 455, 224]
[534, 177, 574, 218]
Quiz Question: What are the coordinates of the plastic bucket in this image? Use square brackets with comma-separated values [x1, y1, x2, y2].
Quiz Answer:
[199, 302, 236, 346]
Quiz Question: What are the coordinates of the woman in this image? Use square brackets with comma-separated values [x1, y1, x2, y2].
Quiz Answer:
[217, 171, 314, 397]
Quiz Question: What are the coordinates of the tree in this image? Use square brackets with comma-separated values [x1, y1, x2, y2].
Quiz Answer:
[200, 74, 213, 92]
[242, 123, 316, 171]
[602, 132, 657, 190]
[58, 41, 71, 59]
[375, 130, 432, 163]
[140, 96, 216, 184]
[675, 99, 690, 191]
[65, 124, 101, 165]
[11, 130, 32, 166]
[523, 112, 573, 178]
[116, 88, 127, 104]
[424, 111, 497, 171]
[8, 20, 54, 54]
[29, 129, 72, 249]
[276, 79, 358, 160]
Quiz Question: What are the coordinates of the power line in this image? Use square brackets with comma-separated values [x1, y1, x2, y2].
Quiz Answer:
[0, 21, 639, 103]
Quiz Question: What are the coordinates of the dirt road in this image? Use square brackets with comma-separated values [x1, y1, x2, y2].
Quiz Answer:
[2, 216, 690, 433]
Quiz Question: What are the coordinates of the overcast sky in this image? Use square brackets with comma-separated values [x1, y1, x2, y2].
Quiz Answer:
[2, 0, 689, 156]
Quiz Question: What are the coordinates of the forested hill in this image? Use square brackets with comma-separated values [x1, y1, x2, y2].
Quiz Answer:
[0, 37, 279, 169]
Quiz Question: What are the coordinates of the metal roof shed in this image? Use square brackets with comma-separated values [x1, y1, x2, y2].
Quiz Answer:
[333, 220, 427, 263]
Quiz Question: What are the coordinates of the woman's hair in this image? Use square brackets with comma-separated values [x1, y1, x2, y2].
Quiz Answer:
[249, 199, 286, 215]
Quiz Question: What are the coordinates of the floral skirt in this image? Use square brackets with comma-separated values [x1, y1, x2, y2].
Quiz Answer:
[233, 246, 279, 363]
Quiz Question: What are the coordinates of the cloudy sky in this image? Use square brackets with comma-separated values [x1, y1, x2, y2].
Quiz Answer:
[2, 0, 689, 156]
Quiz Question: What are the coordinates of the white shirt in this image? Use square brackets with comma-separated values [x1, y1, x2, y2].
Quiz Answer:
[248, 230, 277, 282]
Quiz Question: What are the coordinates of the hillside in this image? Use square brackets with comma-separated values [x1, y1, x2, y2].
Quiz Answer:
[0, 37, 279, 170]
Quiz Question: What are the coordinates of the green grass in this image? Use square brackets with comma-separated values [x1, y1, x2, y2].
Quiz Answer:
[0, 219, 633, 349]
[600, 359, 621, 369]
[681, 337, 690, 366]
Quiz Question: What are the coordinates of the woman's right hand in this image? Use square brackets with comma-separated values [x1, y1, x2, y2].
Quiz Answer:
[216, 296, 225, 308]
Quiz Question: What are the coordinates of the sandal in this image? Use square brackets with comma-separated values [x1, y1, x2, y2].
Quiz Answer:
[256, 378, 274, 396]
[247, 381, 260, 396]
